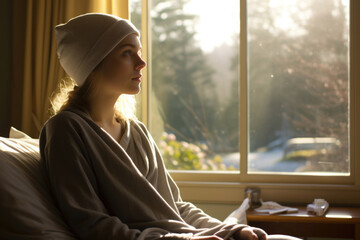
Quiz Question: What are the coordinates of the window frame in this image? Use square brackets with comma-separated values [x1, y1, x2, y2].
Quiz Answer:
[135, 0, 360, 205]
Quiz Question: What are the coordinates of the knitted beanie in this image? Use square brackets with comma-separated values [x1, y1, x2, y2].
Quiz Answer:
[55, 13, 140, 86]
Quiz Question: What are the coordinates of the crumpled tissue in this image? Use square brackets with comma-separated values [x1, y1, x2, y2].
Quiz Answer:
[224, 197, 250, 224]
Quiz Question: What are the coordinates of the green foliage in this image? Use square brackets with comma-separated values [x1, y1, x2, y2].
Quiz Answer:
[158, 132, 233, 171]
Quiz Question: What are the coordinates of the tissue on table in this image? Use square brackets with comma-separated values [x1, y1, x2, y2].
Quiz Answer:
[224, 197, 250, 224]
[306, 198, 329, 216]
[255, 201, 298, 215]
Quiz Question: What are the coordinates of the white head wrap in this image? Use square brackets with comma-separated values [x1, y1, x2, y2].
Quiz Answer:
[55, 13, 139, 86]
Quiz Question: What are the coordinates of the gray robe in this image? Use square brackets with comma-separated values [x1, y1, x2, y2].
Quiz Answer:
[40, 109, 246, 240]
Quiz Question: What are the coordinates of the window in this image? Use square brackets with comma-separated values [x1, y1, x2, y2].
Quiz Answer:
[131, 0, 360, 204]
[132, 0, 241, 172]
[247, 0, 350, 175]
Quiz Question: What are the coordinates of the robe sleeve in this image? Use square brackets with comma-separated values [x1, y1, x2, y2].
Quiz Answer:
[166, 173, 248, 239]
[176, 201, 223, 228]
[40, 115, 192, 240]
[165, 171, 223, 228]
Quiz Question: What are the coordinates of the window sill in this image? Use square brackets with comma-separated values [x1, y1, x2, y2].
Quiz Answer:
[176, 180, 360, 205]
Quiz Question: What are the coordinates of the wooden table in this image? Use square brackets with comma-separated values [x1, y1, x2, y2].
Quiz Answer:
[247, 206, 360, 239]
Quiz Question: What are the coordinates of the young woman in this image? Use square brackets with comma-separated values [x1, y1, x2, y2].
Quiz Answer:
[40, 13, 267, 240]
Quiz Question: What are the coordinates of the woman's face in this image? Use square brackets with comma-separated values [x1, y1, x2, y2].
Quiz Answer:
[99, 33, 146, 95]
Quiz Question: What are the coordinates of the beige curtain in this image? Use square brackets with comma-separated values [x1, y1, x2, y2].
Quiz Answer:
[12, 0, 129, 137]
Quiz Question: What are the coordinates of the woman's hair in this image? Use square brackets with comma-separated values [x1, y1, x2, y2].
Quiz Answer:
[50, 63, 137, 121]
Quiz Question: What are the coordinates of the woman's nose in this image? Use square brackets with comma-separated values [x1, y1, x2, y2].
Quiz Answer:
[136, 55, 146, 70]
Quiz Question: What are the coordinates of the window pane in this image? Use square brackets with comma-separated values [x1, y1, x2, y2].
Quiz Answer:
[130, 0, 143, 119]
[247, 0, 350, 174]
[149, 0, 240, 171]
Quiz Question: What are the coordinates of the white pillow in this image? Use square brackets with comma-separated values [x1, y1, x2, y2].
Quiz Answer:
[9, 127, 32, 139]
[0, 128, 77, 239]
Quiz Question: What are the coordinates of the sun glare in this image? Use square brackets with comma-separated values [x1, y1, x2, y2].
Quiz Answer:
[184, 0, 239, 52]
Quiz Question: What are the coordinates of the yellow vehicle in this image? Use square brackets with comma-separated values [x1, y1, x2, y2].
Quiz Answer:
[283, 137, 341, 161]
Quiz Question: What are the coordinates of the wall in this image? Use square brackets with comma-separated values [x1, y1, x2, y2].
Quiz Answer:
[195, 202, 240, 221]
[0, 0, 13, 137]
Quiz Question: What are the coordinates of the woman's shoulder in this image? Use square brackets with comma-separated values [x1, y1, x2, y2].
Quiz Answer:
[42, 109, 91, 135]
[45, 110, 80, 126]
[40, 110, 95, 148]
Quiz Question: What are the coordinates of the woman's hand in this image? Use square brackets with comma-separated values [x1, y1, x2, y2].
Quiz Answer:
[235, 226, 267, 240]
[191, 236, 224, 240]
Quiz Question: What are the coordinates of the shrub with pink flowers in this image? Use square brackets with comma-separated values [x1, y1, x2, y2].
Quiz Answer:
[158, 132, 233, 171]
